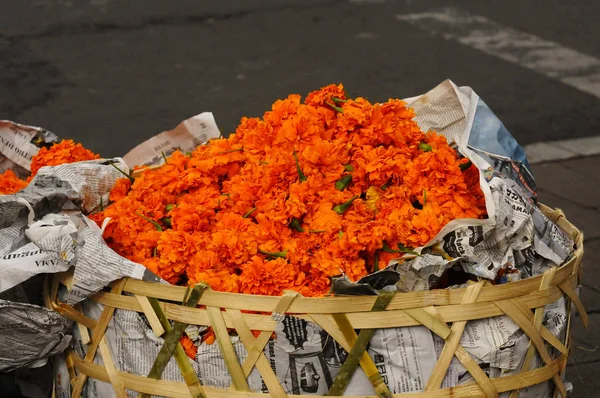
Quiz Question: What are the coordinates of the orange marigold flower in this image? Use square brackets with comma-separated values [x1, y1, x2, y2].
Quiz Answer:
[180, 335, 198, 360]
[297, 269, 331, 297]
[155, 230, 197, 284]
[0, 169, 28, 194]
[209, 213, 259, 266]
[365, 186, 381, 213]
[109, 178, 131, 202]
[336, 97, 373, 133]
[235, 118, 275, 153]
[171, 204, 215, 233]
[239, 256, 298, 296]
[87, 211, 106, 228]
[203, 330, 216, 345]
[186, 249, 221, 277]
[304, 84, 346, 107]
[30, 139, 99, 176]
[303, 200, 343, 232]
[189, 269, 239, 293]
[408, 202, 446, 247]
[264, 94, 301, 128]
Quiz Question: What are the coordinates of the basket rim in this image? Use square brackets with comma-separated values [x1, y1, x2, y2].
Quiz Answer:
[95, 203, 582, 315]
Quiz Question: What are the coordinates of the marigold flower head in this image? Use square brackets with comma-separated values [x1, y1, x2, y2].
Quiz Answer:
[109, 178, 132, 202]
[30, 139, 99, 176]
[304, 84, 346, 108]
[188, 269, 239, 293]
[0, 170, 28, 194]
[239, 256, 298, 296]
[155, 230, 197, 284]
[180, 335, 198, 360]
[1, 139, 99, 194]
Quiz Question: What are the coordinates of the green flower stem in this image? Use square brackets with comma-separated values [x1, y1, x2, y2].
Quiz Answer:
[293, 151, 307, 182]
[110, 162, 135, 184]
[242, 207, 257, 218]
[326, 102, 344, 113]
[258, 249, 288, 258]
[333, 195, 358, 215]
[335, 175, 352, 191]
[397, 243, 419, 255]
[332, 97, 348, 103]
[382, 242, 399, 253]
[419, 142, 432, 152]
[136, 212, 162, 231]
[373, 251, 380, 272]
[289, 218, 305, 232]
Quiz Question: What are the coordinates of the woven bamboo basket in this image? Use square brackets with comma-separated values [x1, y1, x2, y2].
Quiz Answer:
[44, 204, 587, 398]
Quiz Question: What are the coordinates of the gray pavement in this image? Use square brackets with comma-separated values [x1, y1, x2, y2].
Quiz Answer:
[1, 1, 600, 397]
[2, 0, 600, 157]
[533, 157, 600, 397]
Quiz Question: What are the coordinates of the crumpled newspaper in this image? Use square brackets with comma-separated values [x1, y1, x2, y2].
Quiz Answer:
[0, 114, 220, 373]
[0, 120, 58, 178]
[0, 299, 72, 371]
[0, 159, 159, 304]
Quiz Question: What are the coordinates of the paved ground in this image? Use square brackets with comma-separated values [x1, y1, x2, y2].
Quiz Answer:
[1, 0, 599, 396]
[2, 0, 600, 157]
[533, 157, 600, 397]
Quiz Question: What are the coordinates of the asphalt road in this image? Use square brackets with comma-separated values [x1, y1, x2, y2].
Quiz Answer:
[2, 0, 600, 158]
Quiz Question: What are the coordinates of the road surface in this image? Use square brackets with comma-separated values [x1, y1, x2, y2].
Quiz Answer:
[2, 0, 600, 158]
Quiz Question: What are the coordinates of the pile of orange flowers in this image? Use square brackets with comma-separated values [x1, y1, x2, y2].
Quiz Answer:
[0, 139, 100, 194]
[92, 84, 486, 298]
[0, 170, 28, 194]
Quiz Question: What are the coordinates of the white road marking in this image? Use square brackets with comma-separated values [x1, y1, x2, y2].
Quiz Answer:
[397, 7, 600, 99]
[525, 135, 600, 164]
[355, 32, 380, 40]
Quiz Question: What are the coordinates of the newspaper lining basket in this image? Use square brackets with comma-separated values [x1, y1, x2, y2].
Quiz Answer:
[45, 204, 587, 398]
